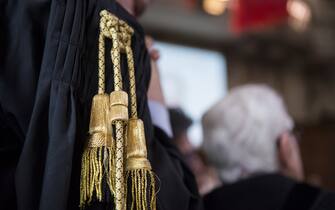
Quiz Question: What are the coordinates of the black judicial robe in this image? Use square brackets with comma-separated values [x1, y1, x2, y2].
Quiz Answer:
[204, 174, 335, 210]
[0, 1, 202, 210]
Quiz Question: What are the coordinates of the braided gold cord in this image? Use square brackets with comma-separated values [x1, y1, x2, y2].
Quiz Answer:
[98, 32, 105, 94]
[117, 22, 137, 119]
[125, 45, 138, 119]
[110, 25, 126, 210]
[115, 121, 125, 210]
[111, 27, 122, 91]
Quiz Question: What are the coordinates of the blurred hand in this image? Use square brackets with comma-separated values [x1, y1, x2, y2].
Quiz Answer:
[146, 36, 165, 105]
[145, 36, 160, 61]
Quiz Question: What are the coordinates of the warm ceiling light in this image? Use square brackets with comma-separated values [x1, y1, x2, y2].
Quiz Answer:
[287, 0, 311, 30]
[203, 0, 229, 16]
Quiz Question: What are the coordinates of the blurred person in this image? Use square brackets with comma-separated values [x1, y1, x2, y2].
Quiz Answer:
[0, 1, 202, 210]
[202, 84, 335, 210]
[203, 84, 303, 183]
[195, 150, 222, 195]
[169, 108, 193, 154]
[169, 108, 221, 195]
[144, 33, 203, 209]
[145, 36, 174, 138]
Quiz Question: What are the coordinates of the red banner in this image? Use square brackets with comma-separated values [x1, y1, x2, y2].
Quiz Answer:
[231, 0, 288, 32]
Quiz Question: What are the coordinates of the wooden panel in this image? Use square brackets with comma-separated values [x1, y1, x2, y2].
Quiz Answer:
[299, 123, 335, 190]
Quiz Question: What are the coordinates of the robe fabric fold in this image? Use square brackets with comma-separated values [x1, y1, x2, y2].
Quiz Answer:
[0, 0, 202, 209]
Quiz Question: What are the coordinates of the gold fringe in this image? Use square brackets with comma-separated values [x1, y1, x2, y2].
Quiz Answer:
[79, 145, 115, 208]
[126, 169, 156, 210]
[80, 93, 115, 208]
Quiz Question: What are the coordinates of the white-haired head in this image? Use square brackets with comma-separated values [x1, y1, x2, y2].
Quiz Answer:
[202, 84, 294, 184]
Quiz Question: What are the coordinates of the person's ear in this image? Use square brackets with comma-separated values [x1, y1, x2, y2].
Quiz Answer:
[278, 132, 304, 181]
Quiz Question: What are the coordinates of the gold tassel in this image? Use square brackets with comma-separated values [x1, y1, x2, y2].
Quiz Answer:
[80, 10, 118, 208]
[122, 22, 157, 209]
[80, 94, 115, 208]
[125, 120, 157, 210]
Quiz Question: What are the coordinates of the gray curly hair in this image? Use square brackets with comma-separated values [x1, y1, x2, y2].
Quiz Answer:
[202, 84, 293, 184]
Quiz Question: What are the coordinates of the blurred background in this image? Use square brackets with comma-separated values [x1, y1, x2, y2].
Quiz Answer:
[139, 0, 335, 190]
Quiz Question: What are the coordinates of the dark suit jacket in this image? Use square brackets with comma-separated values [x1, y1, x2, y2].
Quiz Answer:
[204, 174, 335, 210]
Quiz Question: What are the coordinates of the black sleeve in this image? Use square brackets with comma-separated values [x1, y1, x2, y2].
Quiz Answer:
[149, 126, 204, 210]
[312, 191, 335, 210]
[0, 1, 50, 209]
[0, 105, 22, 210]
